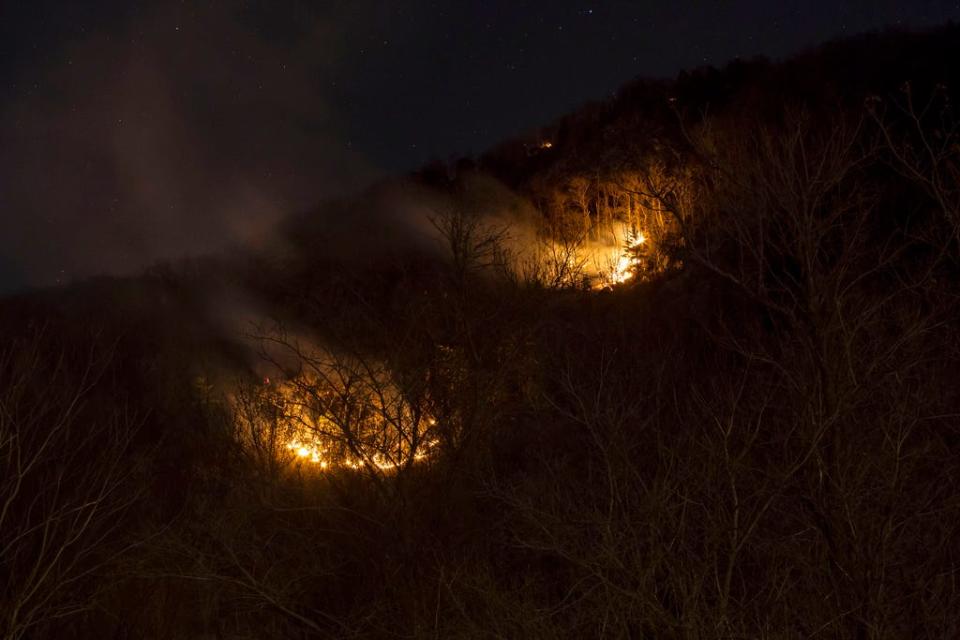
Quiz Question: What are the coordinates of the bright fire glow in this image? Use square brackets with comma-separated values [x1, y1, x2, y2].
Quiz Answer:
[592, 225, 648, 288]
[610, 254, 634, 285]
[235, 367, 441, 476]
[282, 436, 437, 472]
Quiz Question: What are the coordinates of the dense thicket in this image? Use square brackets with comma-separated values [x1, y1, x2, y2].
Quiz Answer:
[2, 25, 960, 639]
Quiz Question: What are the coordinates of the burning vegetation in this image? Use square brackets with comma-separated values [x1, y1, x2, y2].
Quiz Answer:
[231, 360, 440, 475]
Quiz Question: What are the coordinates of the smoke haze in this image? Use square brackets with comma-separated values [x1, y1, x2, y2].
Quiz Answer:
[0, 2, 379, 291]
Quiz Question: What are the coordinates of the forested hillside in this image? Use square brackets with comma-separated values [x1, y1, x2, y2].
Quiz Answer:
[2, 25, 959, 639]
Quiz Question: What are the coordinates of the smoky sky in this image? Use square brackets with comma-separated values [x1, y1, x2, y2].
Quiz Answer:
[1, 0, 959, 292]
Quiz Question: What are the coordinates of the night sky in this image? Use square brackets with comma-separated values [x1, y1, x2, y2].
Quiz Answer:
[2, 1, 959, 292]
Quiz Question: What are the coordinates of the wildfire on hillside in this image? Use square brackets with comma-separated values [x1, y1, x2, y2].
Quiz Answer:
[584, 223, 649, 288]
[226, 222, 658, 474]
[605, 228, 646, 286]
[231, 358, 441, 475]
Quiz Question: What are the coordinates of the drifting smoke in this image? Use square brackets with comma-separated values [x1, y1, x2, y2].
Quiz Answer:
[0, 0, 646, 296]
[0, 2, 378, 292]
[287, 173, 643, 289]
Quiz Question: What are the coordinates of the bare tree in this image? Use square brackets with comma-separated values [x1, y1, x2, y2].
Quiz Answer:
[428, 204, 511, 284]
[869, 83, 960, 257]
[0, 331, 144, 640]
[230, 376, 300, 483]
[632, 108, 960, 637]
[512, 230, 591, 290]
[254, 333, 440, 489]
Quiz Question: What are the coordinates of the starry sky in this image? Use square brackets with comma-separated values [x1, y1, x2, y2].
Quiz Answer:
[1, 0, 959, 292]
